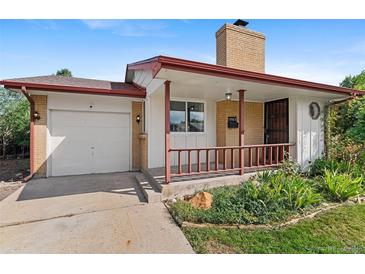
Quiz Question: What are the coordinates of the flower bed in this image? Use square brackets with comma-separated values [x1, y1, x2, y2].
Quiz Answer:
[169, 159, 364, 226]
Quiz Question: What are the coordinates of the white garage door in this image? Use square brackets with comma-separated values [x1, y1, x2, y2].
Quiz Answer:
[50, 110, 130, 176]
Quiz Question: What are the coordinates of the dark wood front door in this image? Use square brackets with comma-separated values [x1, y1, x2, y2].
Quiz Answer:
[265, 98, 289, 144]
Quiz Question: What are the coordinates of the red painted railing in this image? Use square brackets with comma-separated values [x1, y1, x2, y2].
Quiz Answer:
[168, 143, 295, 178]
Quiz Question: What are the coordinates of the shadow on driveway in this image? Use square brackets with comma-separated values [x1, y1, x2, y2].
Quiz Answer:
[17, 172, 145, 202]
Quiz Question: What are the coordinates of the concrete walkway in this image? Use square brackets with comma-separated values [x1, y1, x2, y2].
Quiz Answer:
[0, 173, 193, 254]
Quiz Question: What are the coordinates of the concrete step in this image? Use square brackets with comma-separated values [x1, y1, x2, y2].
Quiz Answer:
[134, 173, 161, 203]
[141, 169, 162, 192]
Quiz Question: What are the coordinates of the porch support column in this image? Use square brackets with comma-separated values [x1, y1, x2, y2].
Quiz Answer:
[238, 89, 246, 175]
[164, 81, 171, 184]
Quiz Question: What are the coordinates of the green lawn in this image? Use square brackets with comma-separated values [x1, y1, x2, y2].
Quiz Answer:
[182, 204, 365, 253]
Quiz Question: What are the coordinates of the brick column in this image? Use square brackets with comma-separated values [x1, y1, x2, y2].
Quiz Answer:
[139, 133, 148, 170]
[32, 95, 48, 177]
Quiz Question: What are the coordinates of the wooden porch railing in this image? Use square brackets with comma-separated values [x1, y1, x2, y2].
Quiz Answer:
[168, 143, 295, 179]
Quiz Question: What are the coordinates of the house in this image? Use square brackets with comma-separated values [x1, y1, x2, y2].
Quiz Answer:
[1, 20, 363, 186]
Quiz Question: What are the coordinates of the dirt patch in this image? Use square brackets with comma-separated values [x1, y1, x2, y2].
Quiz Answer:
[0, 181, 24, 201]
[205, 240, 236, 254]
[0, 159, 29, 201]
[0, 159, 29, 182]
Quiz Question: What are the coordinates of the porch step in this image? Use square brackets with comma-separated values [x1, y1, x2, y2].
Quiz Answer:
[141, 168, 163, 192]
[134, 173, 162, 203]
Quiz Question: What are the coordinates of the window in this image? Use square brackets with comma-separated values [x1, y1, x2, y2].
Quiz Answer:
[170, 101, 186, 132]
[170, 101, 204, 132]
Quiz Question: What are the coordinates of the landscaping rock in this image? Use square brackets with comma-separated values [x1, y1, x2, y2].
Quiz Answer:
[190, 192, 213, 210]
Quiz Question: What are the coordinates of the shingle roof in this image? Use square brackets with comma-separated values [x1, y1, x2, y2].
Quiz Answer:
[0, 75, 145, 98]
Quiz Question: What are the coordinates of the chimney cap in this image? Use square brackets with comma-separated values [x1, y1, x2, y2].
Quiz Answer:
[233, 19, 249, 27]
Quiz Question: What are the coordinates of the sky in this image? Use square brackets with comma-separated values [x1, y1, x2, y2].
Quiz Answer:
[0, 19, 364, 86]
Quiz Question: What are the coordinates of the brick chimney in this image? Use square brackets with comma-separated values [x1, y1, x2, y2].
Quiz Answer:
[216, 20, 265, 73]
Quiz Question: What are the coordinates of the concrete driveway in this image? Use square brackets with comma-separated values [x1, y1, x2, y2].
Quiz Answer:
[0, 173, 193, 254]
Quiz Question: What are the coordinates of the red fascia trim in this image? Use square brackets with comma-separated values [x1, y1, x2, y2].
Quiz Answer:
[1, 81, 146, 98]
[156, 56, 363, 96]
[128, 55, 363, 96]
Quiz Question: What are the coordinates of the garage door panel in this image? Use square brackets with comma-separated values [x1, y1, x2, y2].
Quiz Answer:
[50, 110, 130, 176]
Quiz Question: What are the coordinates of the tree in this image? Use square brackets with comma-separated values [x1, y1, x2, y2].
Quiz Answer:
[340, 70, 365, 90]
[0, 88, 30, 159]
[56, 68, 72, 77]
[325, 70, 365, 161]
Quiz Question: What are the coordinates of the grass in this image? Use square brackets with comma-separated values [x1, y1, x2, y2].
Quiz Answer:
[182, 203, 365, 254]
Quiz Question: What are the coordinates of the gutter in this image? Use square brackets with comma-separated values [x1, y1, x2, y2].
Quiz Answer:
[20, 86, 35, 182]
[327, 93, 359, 106]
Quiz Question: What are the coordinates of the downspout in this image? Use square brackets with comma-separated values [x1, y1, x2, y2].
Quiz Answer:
[20, 86, 35, 182]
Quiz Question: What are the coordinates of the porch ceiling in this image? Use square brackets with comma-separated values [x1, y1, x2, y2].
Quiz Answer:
[155, 68, 347, 102]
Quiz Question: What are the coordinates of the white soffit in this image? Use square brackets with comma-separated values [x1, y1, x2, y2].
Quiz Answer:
[155, 68, 347, 102]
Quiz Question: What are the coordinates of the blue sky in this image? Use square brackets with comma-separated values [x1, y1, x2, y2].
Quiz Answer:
[0, 19, 364, 85]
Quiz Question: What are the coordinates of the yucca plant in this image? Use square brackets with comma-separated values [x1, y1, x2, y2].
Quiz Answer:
[322, 169, 363, 202]
[256, 170, 274, 183]
[281, 176, 322, 210]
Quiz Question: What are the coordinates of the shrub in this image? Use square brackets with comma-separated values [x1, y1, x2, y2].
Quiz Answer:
[259, 172, 322, 211]
[280, 156, 302, 176]
[309, 157, 364, 178]
[321, 170, 363, 202]
[170, 171, 322, 225]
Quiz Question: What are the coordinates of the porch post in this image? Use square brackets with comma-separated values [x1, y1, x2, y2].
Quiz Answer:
[238, 89, 246, 175]
[164, 81, 171, 184]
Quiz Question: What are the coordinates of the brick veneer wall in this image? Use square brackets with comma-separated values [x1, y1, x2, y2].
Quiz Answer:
[216, 100, 264, 165]
[132, 101, 143, 170]
[216, 23, 265, 73]
[32, 95, 47, 177]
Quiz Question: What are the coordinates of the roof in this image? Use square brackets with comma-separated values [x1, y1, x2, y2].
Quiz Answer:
[2, 56, 363, 98]
[0, 75, 146, 98]
[127, 55, 365, 96]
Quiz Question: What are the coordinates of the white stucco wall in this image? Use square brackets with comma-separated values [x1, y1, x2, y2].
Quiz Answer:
[146, 88, 216, 168]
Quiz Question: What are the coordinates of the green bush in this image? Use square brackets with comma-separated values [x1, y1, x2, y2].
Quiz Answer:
[170, 171, 322, 225]
[321, 170, 363, 202]
[309, 158, 348, 177]
[309, 158, 365, 188]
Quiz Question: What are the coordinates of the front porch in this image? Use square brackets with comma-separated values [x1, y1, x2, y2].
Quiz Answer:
[161, 80, 294, 184]
[131, 58, 337, 191]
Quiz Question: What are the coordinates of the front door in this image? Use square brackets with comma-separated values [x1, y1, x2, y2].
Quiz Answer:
[264, 98, 289, 144]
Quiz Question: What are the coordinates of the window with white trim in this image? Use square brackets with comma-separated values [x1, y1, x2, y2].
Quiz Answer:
[170, 101, 205, 132]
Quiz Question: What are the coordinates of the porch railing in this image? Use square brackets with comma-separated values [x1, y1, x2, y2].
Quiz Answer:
[168, 143, 295, 179]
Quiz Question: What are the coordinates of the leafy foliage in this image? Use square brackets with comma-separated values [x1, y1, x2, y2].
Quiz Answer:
[340, 70, 365, 90]
[170, 171, 322, 225]
[321, 170, 363, 202]
[324, 70, 365, 162]
[56, 68, 72, 77]
[0, 88, 30, 158]
[331, 96, 365, 144]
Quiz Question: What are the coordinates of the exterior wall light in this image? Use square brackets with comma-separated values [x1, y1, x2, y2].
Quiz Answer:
[136, 114, 141, 124]
[225, 92, 232, 101]
[33, 111, 41, 120]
